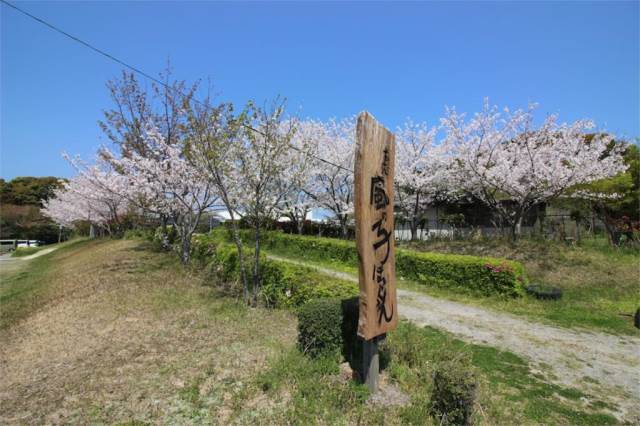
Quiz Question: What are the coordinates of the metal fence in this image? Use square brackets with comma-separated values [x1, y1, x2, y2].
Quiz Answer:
[393, 213, 608, 242]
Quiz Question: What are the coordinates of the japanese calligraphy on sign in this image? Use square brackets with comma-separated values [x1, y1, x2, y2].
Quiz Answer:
[354, 112, 398, 340]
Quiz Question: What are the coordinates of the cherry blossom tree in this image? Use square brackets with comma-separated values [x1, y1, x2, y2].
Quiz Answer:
[442, 99, 627, 240]
[274, 119, 319, 234]
[302, 117, 356, 239]
[102, 126, 218, 263]
[42, 157, 129, 237]
[184, 99, 253, 300]
[395, 119, 455, 240]
[234, 101, 299, 306]
[99, 67, 197, 157]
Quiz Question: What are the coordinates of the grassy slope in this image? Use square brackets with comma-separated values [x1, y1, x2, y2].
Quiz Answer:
[259, 235, 639, 335]
[0, 239, 85, 329]
[10, 246, 45, 257]
[400, 237, 639, 335]
[0, 238, 623, 424]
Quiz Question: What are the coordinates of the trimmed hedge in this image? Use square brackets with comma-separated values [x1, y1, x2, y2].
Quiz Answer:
[192, 233, 358, 308]
[261, 261, 357, 308]
[297, 298, 344, 358]
[214, 229, 526, 297]
[396, 250, 525, 297]
[429, 352, 478, 426]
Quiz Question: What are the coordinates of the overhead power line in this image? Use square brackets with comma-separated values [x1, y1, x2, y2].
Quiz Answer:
[0, 0, 353, 174]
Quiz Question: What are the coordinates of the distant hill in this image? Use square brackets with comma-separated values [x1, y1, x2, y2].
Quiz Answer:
[0, 177, 66, 243]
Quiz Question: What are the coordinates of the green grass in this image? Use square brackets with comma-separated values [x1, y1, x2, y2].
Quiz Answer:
[260, 236, 639, 335]
[10, 246, 46, 257]
[233, 321, 618, 425]
[0, 239, 88, 330]
[400, 237, 640, 335]
[1, 237, 627, 424]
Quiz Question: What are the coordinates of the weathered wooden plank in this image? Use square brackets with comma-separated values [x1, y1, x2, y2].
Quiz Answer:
[354, 111, 398, 341]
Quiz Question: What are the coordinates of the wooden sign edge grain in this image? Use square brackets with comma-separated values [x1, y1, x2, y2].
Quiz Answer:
[354, 111, 399, 341]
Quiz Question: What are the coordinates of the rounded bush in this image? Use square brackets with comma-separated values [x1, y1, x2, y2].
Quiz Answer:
[429, 353, 477, 426]
[297, 298, 343, 358]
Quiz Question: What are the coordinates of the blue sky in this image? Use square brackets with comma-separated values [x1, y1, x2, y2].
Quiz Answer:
[1, 1, 638, 180]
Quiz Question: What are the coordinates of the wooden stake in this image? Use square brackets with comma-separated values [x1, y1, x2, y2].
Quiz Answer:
[362, 334, 385, 392]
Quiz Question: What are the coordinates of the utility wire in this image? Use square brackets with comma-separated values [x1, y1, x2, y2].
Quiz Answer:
[0, 0, 353, 174]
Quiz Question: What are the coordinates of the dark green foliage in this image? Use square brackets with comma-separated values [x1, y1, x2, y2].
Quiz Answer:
[0, 176, 67, 243]
[341, 297, 361, 368]
[123, 228, 154, 241]
[232, 229, 359, 266]
[261, 262, 357, 308]
[396, 250, 526, 297]
[216, 229, 526, 297]
[340, 297, 391, 375]
[0, 176, 64, 206]
[192, 232, 358, 307]
[152, 226, 178, 251]
[429, 352, 477, 426]
[297, 298, 344, 358]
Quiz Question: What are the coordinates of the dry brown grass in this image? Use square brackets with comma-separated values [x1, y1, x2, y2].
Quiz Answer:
[0, 239, 295, 424]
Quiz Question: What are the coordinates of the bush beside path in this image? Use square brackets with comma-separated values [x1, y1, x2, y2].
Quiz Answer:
[267, 253, 640, 421]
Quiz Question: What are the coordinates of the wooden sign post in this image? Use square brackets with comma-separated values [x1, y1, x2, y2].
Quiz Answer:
[354, 111, 398, 392]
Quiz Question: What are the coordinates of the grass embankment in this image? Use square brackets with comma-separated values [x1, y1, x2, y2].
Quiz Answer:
[1, 240, 82, 329]
[254, 232, 639, 335]
[401, 237, 640, 335]
[10, 246, 46, 257]
[0, 238, 622, 424]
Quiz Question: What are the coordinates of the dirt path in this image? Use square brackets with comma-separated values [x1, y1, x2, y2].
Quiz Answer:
[0, 247, 59, 272]
[267, 254, 640, 420]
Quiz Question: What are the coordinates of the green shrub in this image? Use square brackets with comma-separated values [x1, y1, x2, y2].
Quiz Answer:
[297, 298, 344, 358]
[192, 232, 357, 307]
[213, 229, 526, 297]
[396, 250, 525, 297]
[192, 233, 246, 283]
[152, 226, 177, 251]
[123, 228, 153, 241]
[341, 297, 361, 368]
[262, 260, 357, 308]
[216, 229, 359, 266]
[429, 352, 477, 426]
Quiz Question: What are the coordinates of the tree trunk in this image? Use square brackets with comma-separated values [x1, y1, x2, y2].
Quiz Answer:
[253, 222, 261, 307]
[89, 223, 96, 239]
[410, 223, 417, 241]
[411, 192, 421, 241]
[181, 233, 191, 264]
[508, 214, 523, 242]
[510, 222, 518, 241]
[229, 219, 249, 303]
[340, 216, 349, 239]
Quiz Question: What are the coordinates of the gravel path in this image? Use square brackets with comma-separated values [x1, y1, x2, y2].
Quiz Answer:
[267, 254, 640, 421]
